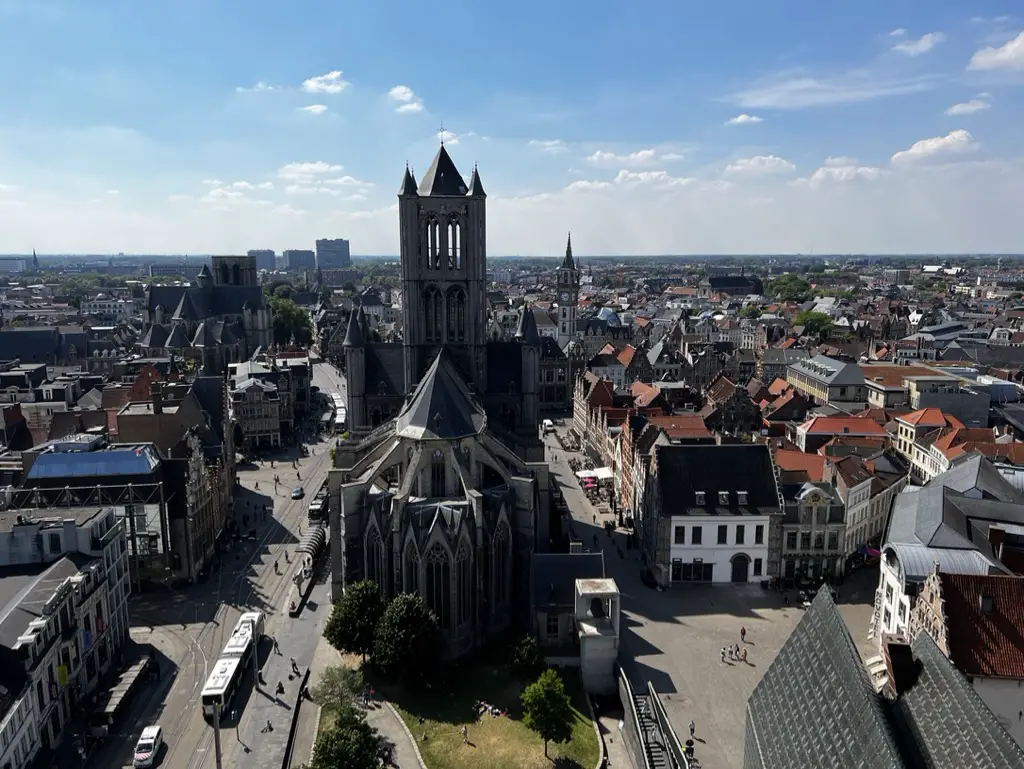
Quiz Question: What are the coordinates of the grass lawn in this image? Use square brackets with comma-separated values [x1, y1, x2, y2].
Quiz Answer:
[383, 654, 599, 769]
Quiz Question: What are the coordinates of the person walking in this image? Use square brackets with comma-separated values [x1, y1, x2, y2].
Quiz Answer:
[741, 647, 748, 663]
[720, 647, 727, 663]
[740, 625, 747, 643]
[461, 725, 469, 744]
[689, 719, 695, 739]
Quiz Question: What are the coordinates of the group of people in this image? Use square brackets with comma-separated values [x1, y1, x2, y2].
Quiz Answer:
[721, 626, 750, 664]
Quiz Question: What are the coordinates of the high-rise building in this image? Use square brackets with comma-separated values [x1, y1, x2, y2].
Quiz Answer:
[316, 238, 351, 268]
[282, 249, 316, 270]
[247, 249, 276, 271]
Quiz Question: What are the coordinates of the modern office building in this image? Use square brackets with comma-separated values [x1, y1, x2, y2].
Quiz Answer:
[282, 250, 316, 270]
[247, 249, 276, 272]
[315, 238, 351, 268]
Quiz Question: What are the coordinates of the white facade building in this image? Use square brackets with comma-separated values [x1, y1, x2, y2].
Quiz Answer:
[668, 513, 771, 583]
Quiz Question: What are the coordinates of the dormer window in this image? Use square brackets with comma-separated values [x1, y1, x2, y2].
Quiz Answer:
[695, 491, 706, 505]
[718, 491, 729, 506]
[737, 491, 748, 506]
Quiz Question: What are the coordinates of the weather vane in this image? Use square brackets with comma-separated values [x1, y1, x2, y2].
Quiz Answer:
[438, 121, 446, 145]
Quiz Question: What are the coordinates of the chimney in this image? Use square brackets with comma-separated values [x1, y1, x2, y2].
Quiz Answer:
[152, 382, 163, 415]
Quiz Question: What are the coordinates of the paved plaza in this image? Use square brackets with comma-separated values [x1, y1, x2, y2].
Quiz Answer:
[546, 430, 878, 769]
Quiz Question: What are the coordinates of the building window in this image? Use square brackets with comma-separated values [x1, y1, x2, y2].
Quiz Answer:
[814, 533, 824, 550]
[425, 542, 451, 627]
[447, 218, 461, 269]
[691, 526, 702, 545]
[717, 525, 727, 545]
[426, 216, 441, 270]
[800, 532, 811, 551]
[493, 523, 510, 604]
[456, 539, 472, 626]
[431, 454, 446, 497]
[735, 525, 745, 545]
[446, 287, 466, 343]
[753, 558, 763, 577]
[786, 531, 797, 550]
[827, 531, 838, 551]
[546, 614, 559, 638]
[755, 525, 764, 545]
[366, 526, 384, 586]
[718, 491, 729, 506]
[695, 491, 706, 505]
[49, 532, 61, 552]
[404, 542, 420, 594]
[737, 491, 748, 505]
[674, 526, 685, 545]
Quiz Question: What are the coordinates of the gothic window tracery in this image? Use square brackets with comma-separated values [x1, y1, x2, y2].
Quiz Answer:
[446, 287, 466, 343]
[423, 287, 442, 342]
[404, 540, 420, 594]
[447, 218, 461, 269]
[366, 526, 386, 588]
[426, 216, 441, 270]
[425, 542, 451, 627]
[493, 522, 510, 604]
[431, 450, 446, 497]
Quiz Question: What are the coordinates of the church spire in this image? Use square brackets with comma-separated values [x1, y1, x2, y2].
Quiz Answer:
[398, 164, 418, 196]
[467, 164, 486, 198]
[561, 232, 575, 271]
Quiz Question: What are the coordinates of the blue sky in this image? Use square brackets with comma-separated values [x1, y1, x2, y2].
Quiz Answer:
[1, 0, 1023, 255]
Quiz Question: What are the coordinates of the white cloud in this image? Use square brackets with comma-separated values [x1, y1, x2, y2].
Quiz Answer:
[822, 156, 858, 167]
[277, 161, 343, 181]
[890, 129, 978, 164]
[389, 85, 424, 113]
[439, 130, 459, 145]
[235, 81, 278, 93]
[796, 164, 886, 188]
[726, 113, 764, 125]
[299, 104, 328, 114]
[529, 139, 569, 154]
[945, 96, 992, 115]
[586, 149, 681, 168]
[892, 32, 946, 56]
[201, 179, 223, 186]
[106, 189, 120, 195]
[969, 32, 1024, 70]
[732, 72, 937, 108]
[890, 28, 907, 37]
[257, 182, 274, 190]
[323, 176, 367, 186]
[565, 180, 613, 192]
[285, 184, 340, 196]
[301, 70, 347, 94]
[724, 155, 796, 177]
[613, 170, 693, 188]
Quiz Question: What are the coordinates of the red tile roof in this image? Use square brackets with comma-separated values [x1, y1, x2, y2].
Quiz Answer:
[767, 378, 791, 396]
[899, 407, 963, 428]
[798, 416, 887, 436]
[939, 572, 1024, 679]
[617, 345, 639, 368]
[773, 449, 826, 482]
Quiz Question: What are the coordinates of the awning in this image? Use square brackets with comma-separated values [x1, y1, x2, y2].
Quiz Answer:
[593, 467, 614, 481]
[297, 523, 327, 558]
[575, 470, 597, 479]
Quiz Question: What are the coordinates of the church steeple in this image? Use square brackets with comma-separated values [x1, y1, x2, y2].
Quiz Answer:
[467, 164, 486, 198]
[561, 232, 575, 271]
[399, 164, 418, 196]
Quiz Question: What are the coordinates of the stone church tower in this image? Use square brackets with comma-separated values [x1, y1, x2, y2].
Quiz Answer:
[398, 145, 488, 392]
[556, 233, 580, 348]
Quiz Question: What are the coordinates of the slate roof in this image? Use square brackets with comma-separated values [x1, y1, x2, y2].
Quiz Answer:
[531, 552, 605, 612]
[395, 349, 486, 440]
[745, 591, 904, 769]
[938, 572, 1024, 679]
[398, 166, 418, 196]
[466, 165, 486, 197]
[790, 355, 866, 386]
[343, 307, 365, 347]
[652, 443, 781, 516]
[364, 344, 404, 396]
[417, 145, 468, 196]
[745, 591, 1024, 769]
[925, 453, 1024, 503]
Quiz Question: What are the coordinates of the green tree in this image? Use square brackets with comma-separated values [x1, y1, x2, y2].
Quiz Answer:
[311, 665, 364, 715]
[372, 593, 441, 681]
[511, 635, 544, 680]
[309, 717, 385, 769]
[765, 274, 811, 302]
[793, 310, 833, 337]
[739, 305, 762, 319]
[521, 669, 575, 758]
[268, 296, 313, 346]
[324, 580, 386, 660]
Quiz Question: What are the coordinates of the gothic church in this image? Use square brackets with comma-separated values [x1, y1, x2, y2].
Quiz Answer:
[330, 146, 553, 658]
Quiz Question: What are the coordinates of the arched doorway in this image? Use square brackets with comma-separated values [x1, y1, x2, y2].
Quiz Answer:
[730, 554, 750, 583]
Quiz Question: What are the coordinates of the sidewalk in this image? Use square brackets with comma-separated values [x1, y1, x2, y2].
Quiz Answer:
[289, 637, 425, 768]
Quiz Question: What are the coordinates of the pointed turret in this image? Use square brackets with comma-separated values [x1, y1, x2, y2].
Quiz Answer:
[467, 164, 486, 198]
[418, 145, 467, 196]
[561, 232, 575, 271]
[398, 165, 418, 196]
[342, 306, 365, 347]
[515, 306, 541, 346]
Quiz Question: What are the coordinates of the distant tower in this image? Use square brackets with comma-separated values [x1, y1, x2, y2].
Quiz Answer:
[32, 249, 39, 272]
[556, 233, 580, 348]
[397, 148, 488, 392]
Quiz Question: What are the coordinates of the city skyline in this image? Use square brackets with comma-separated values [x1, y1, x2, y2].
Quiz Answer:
[0, 1, 1023, 255]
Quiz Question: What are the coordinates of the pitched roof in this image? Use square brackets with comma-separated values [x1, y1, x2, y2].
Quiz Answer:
[899, 407, 962, 428]
[343, 308, 365, 347]
[395, 348, 486, 440]
[398, 166, 418, 195]
[939, 572, 1024, 679]
[417, 145, 468, 196]
[653, 444, 780, 516]
[773, 449, 826, 483]
[466, 165, 485, 197]
[798, 416, 887, 437]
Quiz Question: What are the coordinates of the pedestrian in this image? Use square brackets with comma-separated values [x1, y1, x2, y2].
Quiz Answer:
[740, 625, 746, 643]
[261, 720, 273, 733]
[734, 643, 741, 659]
[720, 647, 726, 663]
[741, 647, 748, 663]
[461, 724, 468, 744]
[689, 719, 695, 738]
[273, 637, 280, 654]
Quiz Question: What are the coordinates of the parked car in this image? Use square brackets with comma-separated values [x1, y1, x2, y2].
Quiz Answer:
[133, 725, 163, 767]
[292, 487, 305, 499]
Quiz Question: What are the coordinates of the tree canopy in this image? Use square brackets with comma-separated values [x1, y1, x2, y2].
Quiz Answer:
[372, 593, 441, 681]
[269, 296, 313, 347]
[511, 635, 544, 681]
[521, 669, 575, 758]
[324, 580, 386, 660]
[309, 711, 386, 769]
[765, 274, 812, 302]
[793, 310, 833, 337]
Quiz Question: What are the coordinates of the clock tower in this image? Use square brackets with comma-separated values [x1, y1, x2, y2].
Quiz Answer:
[556, 232, 580, 348]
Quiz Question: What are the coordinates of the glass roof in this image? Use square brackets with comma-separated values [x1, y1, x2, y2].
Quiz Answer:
[27, 446, 160, 480]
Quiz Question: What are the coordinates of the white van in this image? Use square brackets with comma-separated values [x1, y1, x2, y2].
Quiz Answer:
[542, 419, 555, 434]
[134, 725, 163, 767]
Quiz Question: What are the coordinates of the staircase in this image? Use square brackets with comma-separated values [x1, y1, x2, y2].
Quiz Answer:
[632, 690, 669, 769]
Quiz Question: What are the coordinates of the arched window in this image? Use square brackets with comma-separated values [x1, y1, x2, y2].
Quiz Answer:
[231, 264, 240, 285]
[431, 449, 446, 497]
[456, 538, 472, 625]
[366, 526, 385, 588]
[492, 522, 510, 604]
[423, 287, 442, 342]
[448, 218, 461, 269]
[404, 540, 420, 595]
[426, 216, 441, 270]
[446, 287, 466, 343]
[425, 542, 451, 627]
